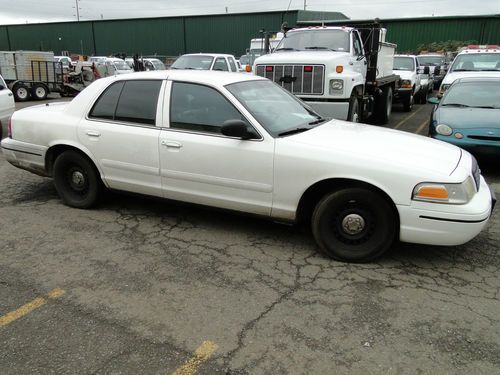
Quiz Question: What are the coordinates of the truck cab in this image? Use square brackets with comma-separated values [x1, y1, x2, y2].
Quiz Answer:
[253, 25, 398, 124]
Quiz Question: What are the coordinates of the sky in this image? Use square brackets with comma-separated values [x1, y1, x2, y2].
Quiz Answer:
[0, 0, 499, 25]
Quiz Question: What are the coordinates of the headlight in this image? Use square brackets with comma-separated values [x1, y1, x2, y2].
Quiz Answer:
[329, 79, 343, 94]
[413, 177, 476, 204]
[400, 79, 412, 88]
[435, 124, 453, 136]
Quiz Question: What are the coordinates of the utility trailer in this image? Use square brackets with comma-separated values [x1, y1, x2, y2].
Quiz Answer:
[254, 21, 400, 124]
[0, 51, 95, 101]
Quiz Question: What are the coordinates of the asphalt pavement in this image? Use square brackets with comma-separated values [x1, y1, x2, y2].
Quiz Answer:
[0, 95, 499, 374]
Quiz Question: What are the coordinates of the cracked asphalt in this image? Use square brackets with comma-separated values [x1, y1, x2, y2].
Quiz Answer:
[0, 96, 499, 374]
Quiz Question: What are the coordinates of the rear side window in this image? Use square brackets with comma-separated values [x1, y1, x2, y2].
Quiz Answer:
[89, 80, 162, 125]
[213, 58, 229, 71]
[228, 57, 237, 72]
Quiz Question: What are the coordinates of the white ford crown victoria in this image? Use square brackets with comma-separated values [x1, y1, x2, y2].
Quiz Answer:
[1, 71, 495, 262]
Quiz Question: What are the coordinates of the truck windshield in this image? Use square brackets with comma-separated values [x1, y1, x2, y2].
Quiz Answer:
[450, 53, 500, 72]
[226, 80, 325, 137]
[114, 61, 131, 70]
[393, 57, 415, 71]
[171, 55, 214, 70]
[417, 56, 445, 66]
[276, 29, 350, 52]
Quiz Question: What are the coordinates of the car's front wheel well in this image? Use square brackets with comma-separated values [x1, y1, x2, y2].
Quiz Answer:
[45, 145, 95, 177]
[296, 178, 399, 227]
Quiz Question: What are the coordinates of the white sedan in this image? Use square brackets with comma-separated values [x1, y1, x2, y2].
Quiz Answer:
[1, 71, 495, 262]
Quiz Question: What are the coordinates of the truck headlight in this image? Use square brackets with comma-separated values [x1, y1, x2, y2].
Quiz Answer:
[413, 177, 476, 204]
[329, 79, 343, 94]
[400, 79, 412, 88]
[435, 124, 453, 136]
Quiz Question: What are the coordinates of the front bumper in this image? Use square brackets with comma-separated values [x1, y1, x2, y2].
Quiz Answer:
[394, 87, 412, 103]
[431, 134, 500, 157]
[301, 99, 349, 121]
[397, 176, 494, 246]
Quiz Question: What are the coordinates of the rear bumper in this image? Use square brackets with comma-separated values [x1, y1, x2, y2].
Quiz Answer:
[1, 138, 49, 177]
[397, 176, 494, 245]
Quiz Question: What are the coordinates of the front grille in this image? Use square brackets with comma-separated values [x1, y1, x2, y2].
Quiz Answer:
[256, 64, 325, 95]
[467, 135, 500, 141]
[471, 156, 480, 191]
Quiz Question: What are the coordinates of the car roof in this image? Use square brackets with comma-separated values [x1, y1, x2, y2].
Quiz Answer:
[395, 54, 416, 58]
[458, 49, 500, 55]
[109, 69, 266, 86]
[179, 53, 235, 58]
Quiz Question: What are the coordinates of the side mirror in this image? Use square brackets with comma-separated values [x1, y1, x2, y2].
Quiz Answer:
[221, 120, 258, 139]
[427, 97, 440, 105]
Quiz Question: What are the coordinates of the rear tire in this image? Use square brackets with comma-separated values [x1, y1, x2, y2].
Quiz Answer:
[31, 83, 48, 100]
[53, 150, 101, 208]
[311, 187, 397, 263]
[13, 83, 30, 102]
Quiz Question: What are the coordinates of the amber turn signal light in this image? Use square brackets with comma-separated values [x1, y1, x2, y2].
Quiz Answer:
[415, 185, 449, 200]
[336, 65, 343, 73]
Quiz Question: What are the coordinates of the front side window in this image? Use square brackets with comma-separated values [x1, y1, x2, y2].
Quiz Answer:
[89, 80, 162, 125]
[170, 82, 249, 134]
[393, 57, 415, 71]
[353, 32, 363, 56]
[213, 58, 229, 71]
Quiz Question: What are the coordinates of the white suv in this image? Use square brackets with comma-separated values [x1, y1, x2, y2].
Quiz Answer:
[0, 74, 15, 139]
[439, 45, 500, 96]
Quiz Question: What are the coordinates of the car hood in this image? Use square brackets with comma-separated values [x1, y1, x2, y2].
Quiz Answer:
[442, 71, 500, 85]
[436, 107, 500, 129]
[254, 51, 350, 65]
[393, 70, 415, 81]
[283, 120, 461, 176]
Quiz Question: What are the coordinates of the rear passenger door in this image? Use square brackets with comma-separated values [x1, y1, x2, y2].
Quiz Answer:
[78, 79, 165, 197]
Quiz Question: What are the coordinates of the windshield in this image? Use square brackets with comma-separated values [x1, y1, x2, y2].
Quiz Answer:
[171, 55, 214, 70]
[226, 80, 324, 137]
[450, 53, 500, 72]
[417, 56, 445, 66]
[441, 81, 500, 108]
[276, 29, 350, 52]
[393, 57, 415, 71]
[150, 60, 166, 70]
[239, 55, 249, 65]
[114, 60, 131, 70]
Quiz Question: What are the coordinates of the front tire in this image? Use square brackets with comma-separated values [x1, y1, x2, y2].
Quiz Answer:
[53, 150, 101, 208]
[374, 86, 392, 125]
[311, 187, 397, 263]
[347, 93, 361, 123]
[403, 92, 413, 112]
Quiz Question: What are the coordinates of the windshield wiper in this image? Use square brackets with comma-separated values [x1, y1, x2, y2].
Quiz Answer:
[441, 103, 470, 107]
[305, 46, 335, 51]
[276, 47, 297, 51]
[277, 127, 311, 137]
[308, 117, 327, 125]
[472, 105, 499, 109]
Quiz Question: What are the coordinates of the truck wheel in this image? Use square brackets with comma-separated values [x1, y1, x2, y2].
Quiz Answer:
[374, 86, 392, 125]
[311, 187, 397, 262]
[347, 93, 361, 123]
[13, 83, 30, 102]
[418, 90, 428, 104]
[53, 150, 101, 209]
[31, 83, 48, 100]
[403, 92, 413, 112]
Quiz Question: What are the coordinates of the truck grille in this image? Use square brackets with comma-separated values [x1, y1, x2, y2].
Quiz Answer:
[256, 64, 325, 95]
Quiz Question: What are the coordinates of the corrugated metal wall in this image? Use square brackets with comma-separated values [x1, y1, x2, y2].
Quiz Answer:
[6, 22, 95, 55]
[0, 26, 9, 50]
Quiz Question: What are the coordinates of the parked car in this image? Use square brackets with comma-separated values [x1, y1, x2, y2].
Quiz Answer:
[54, 55, 73, 69]
[439, 45, 500, 97]
[417, 53, 449, 89]
[428, 77, 500, 157]
[95, 57, 134, 77]
[125, 57, 166, 71]
[170, 53, 240, 72]
[393, 55, 429, 109]
[1, 71, 495, 262]
[0, 73, 15, 139]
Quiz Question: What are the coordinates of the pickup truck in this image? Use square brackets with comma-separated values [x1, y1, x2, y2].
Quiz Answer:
[393, 54, 430, 110]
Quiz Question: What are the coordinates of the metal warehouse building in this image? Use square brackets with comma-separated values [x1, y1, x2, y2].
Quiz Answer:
[0, 11, 499, 57]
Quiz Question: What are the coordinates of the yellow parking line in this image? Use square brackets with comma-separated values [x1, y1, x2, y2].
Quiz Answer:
[172, 341, 218, 375]
[0, 288, 65, 327]
[394, 105, 426, 129]
[416, 118, 429, 135]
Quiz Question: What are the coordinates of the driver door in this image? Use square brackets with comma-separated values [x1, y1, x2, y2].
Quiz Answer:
[159, 81, 274, 215]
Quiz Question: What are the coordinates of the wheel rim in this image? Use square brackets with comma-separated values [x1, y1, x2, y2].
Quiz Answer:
[341, 214, 365, 235]
[334, 204, 375, 245]
[17, 87, 28, 99]
[66, 166, 89, 194]
[35, 87, 46, 98]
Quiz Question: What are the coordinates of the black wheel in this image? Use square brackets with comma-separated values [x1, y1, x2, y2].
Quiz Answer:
[13, 83, 30, 102]
[418, 90, 428, 104]
[374, 86, 392, 125]
[53, 150, 101, 208]
[311, 187, 397, 263]
[31, 83, 48, 100]
[403, 92, 413, 112]
[347, 93, 361, 123]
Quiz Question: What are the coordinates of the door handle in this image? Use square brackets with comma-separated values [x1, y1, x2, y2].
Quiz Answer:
[161, 140, 182, 149]
[86, 130, 101, 137]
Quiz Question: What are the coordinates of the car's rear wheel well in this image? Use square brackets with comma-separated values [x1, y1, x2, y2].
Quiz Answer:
[296, 178, 399, 227]
[46, 145, 95, 177]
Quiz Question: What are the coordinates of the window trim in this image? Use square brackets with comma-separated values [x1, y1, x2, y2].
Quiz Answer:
[165, 80, 263, 141]
[86, 79, 165, 128]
